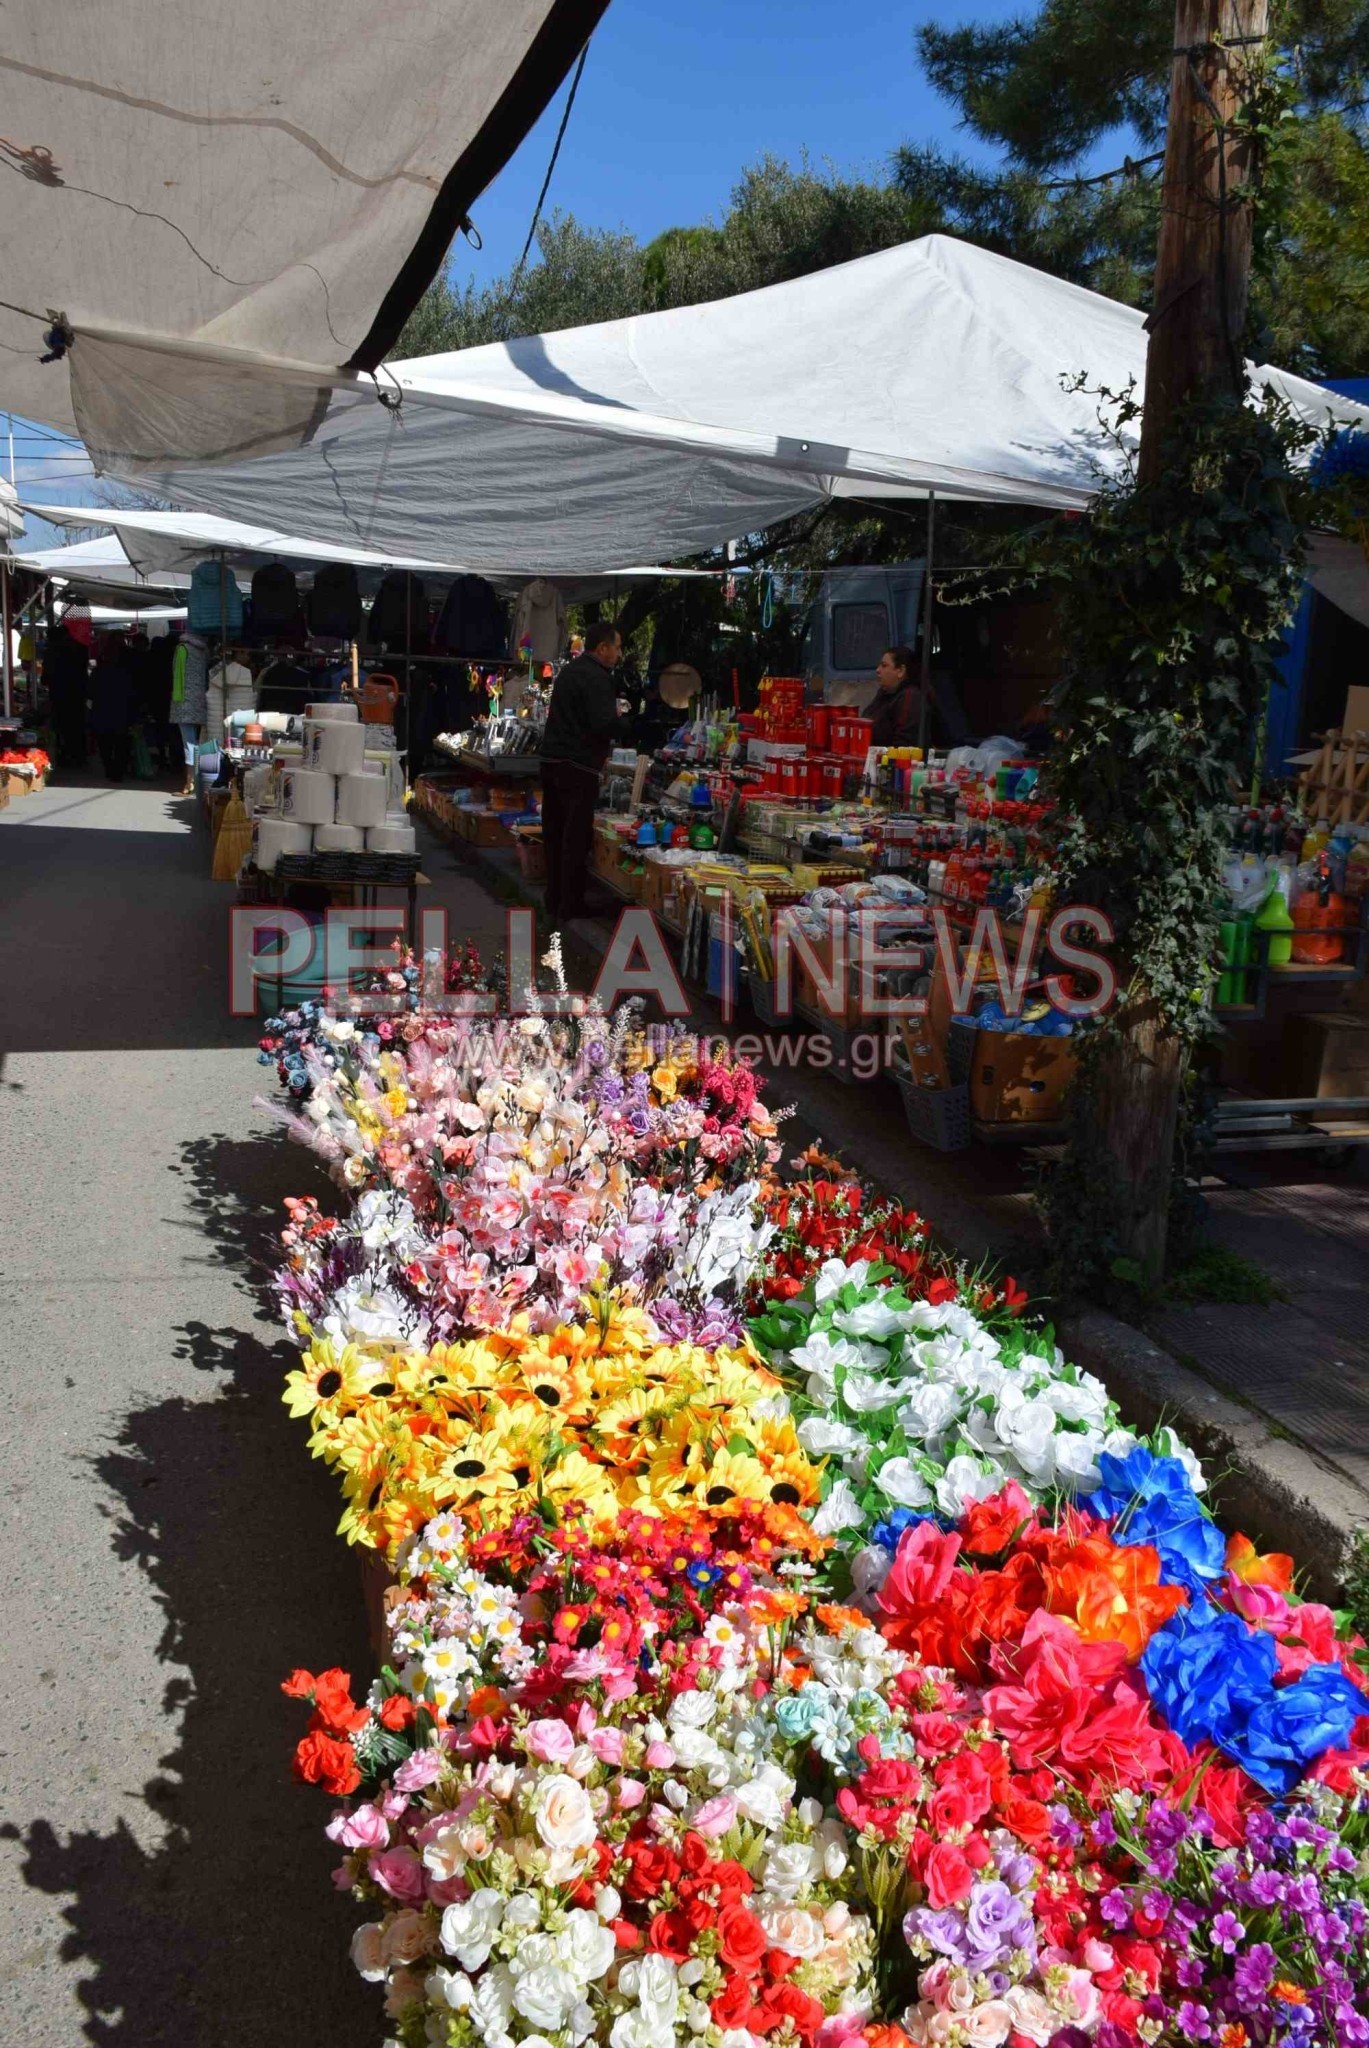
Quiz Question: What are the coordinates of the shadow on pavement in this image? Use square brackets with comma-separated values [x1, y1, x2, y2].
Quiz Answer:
[3, 1132, 377, 2047]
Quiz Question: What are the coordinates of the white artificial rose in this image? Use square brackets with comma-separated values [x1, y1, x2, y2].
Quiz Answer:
[1001, 1988, 1055, 2045]
[351, 1923, 387, 1982]
[761, 1839, 821, 1901]
[667, 1690, 718, 1729]
[734, 1763, 794, 1831]
[513, 1964, 577, 2030]
[532, 1773, 598, 1855]
[501, 1892, 542, 1931]
[874, 1457, 932, 1508]
[633, 1953, 681, 2019]
[840, 1372, 902, 1413]
[557, 1907, 616, 1984]
[594, 1884, 622, 1923]
[467, 1963, 515, 2040]
[427, 1966, 475, 2011]
[815, 1257, 869, 1302]
[832, 1298, 905, 1339]
[934, 1454, 1003, 1520]
[757, 1905, 826, 1961]
[898, 1381, 964, 1438]
[811, 1477, 867, 1538]
[440, 1889, 505, 1970]
[849, 1544, 892, 1596]
[667, 1726, 725, 1771]
[1052, 1431, 1103, 1490]
[797, 1416, 867, 1459]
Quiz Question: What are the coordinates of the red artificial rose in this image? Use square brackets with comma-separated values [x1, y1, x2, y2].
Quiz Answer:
[717, 1902, 768, 1974]
[909, 1711, 960, 1755]
[646, 1910, 693, 1961]
[927, 1783, 975, 1836]
[281, 1667, 316, 1699]
[293, 1728, 361, 1797]
[622, 1839, 680, 1901]
[611, 1919, 642, 1950]
[996, 1793, 1053, 1847]
[679, 1831, 711, 1875]
[923, 1842, 975, 1909]
[757, 1981, 825, 2040]
[309, 1668, 369, 1735]
[709, 1858, 755, 1898]
[710, 1977, 760, 2031]
[960, 1484, 1037, 1558]
[377, 1694, 416, 1731]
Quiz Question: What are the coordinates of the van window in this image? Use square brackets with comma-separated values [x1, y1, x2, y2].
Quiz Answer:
[830, 601, 890, 673]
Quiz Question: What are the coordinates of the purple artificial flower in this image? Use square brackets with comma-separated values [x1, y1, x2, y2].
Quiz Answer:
[1176, 2000, 1212, 2040]
[1211, 1910, 1245, 1952]
[1232, 1942, 1276, 2007]
[1100, 1890, 1131, 1929]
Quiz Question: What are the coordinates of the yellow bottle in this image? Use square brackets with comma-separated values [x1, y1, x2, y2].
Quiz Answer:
[1300, 815, 1330, 864]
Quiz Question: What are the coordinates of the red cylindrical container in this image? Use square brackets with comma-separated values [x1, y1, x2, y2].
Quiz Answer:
[843, 716, 873, 758]
[805, 705, 831, 749]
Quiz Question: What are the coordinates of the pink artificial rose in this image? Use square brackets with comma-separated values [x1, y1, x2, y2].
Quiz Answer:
[326, 1803, 391, 1850]
[690, 1795, 738, 1840]
[393, 1748, 445, 1793]
[614, 1778, 647, 1810]
[1226, 1572, 1290, 1631]
[574, 1703, 599, 1738]
[644, 1741, 675, 1770]
[369, 1846, 427, 1902]
[525, 1718, 577, 1765]
[588, 1727, 626, 1765]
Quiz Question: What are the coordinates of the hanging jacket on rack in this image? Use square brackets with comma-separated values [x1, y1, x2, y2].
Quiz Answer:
[187, 561, 244, 636]
[367, 571, 428, 652]
[433, 573, 508, 658]
[510, 578, 567, 664]
[249, 562, 300, 639]
[308, 563, 363, 640]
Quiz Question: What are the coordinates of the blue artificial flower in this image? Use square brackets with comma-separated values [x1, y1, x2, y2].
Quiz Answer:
[1087, 1447, 1225, 1596]
[685, 1561, 720, 1591]
[871, 1505, 945, 1551]
[1142, 1603, 1369, 1793]
[1242, 1663, 1369, 1792]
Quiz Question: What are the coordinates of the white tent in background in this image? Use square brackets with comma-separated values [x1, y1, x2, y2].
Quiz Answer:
[0, 478, 22, 541]
[89, 236, 1369, 576]
[0, 0, 607, 455]
[18, 506, 716, 595]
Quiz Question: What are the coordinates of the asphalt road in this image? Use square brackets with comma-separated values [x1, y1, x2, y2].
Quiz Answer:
[0, 778, 378, 2046]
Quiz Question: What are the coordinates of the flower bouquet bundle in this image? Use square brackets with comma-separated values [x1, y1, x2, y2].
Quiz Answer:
[284, 1476, 1369, 2048]
[285, 1300, 824, 1557]
[747, 1259, 1201, 1542]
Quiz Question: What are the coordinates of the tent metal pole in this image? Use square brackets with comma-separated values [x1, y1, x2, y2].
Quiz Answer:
[1, 558, 12, 720]
[917, 491, 935, 755]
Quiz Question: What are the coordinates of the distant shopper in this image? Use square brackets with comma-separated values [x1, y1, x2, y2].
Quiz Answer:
[88, 633, 137, 782]
[170, 632, 209, 797]
[864, 644, 926, 748]
[539, 620, 629, 924]
[43, 619, 90, 768]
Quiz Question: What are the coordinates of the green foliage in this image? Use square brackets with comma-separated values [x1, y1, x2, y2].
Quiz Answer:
[1032, 384, 1314, 1293]
[915, 2, 1369, 375]
[916, 0, 1368, 172]
[1164, 1243, 1284, 1304]
[1340, 1524, 1369, 1643]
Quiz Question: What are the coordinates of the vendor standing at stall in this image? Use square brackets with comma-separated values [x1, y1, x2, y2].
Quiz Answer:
[864, 644, 926, 747]
[539, 619, 628, 925]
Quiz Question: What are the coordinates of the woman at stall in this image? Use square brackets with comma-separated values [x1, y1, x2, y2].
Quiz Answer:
[864, 644, 927, 748]
[170, 631, 209, 797]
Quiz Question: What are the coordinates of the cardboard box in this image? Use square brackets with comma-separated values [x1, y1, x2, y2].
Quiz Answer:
[968, 1033, 1075, 1123]
[1343, 685, 1369, 737]
[1283, 1011, 1369, 1099]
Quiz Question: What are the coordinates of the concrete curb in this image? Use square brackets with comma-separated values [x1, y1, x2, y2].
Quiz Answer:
[1058, 1310, 1369, 1604]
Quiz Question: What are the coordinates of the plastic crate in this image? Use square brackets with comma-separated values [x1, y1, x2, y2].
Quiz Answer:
[893, 1060, 972, 1151]
[946, 1018, 978, 1084]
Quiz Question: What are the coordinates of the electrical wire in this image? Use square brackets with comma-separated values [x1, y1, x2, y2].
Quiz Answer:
[506, 42, 591, 296]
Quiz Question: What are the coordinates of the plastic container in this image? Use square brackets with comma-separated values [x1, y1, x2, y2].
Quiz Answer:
[893, 1066, 972, 1151]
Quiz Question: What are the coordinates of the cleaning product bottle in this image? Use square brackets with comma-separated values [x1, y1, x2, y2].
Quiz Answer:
[1254, 874, 1295, 968]
[1300, 814, 1331, 864]
[1291, 854, 1346, 965]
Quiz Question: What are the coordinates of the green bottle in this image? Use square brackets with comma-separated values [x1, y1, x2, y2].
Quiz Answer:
[1254, 878, 1294, 968]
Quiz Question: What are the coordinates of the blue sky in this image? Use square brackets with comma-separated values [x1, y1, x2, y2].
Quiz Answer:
[454, 0, 1027, 292]
[13, 0, 1042, 540]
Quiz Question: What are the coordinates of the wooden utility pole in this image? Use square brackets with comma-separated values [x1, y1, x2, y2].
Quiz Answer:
[1095, 0, 1270, 1282]
[1139, 0, 1270, 484]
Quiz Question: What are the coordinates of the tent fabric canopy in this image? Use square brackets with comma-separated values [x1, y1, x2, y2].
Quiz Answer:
[17, 506, 714, 599]
[0, 0, 607, 449]
[111, 235, 1369, 575]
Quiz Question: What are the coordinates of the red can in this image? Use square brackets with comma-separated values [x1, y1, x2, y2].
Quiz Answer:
[842, 716, 873, 758]
[805, 705, 831, 749]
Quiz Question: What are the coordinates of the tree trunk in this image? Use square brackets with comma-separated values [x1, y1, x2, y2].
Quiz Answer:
[1090, 996, 1187, 1281]
[1138, 0, 1270, 486]
[1093, 0, 1268, 1282]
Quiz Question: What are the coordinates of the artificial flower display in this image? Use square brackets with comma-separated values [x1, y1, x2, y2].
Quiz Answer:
[255, 966, 1369, 2046]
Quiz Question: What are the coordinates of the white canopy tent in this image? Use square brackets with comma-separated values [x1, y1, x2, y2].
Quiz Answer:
[18, 506, 716, 598]
[81, 236, 1369, 576]
[0, 0, 607, 454]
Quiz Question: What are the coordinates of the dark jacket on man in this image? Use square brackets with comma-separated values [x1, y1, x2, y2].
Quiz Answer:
[864, 679, 923, 749]
[541, 651, 628, 772]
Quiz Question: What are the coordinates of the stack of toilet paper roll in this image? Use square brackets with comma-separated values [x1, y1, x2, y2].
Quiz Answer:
[252, 699, 412, 867]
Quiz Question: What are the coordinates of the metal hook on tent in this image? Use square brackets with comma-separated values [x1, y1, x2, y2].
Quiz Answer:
[366, 362, 405, 416]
